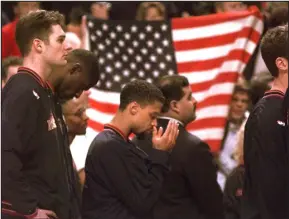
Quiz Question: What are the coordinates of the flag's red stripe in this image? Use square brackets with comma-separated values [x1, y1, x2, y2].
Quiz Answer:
[173, 27, 260, 51]
[171, 7, 262, 30]
[190, 72, 239, 94]
[187, 117, 226, 130]
[88, 119, 104, 132]
[177, 50, 251, 73]
[197, 94, 232, 109]
[89, 99, 118, 114]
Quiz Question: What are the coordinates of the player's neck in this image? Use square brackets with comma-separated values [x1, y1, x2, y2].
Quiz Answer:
[110, 112, 131, 139]
[22, 56, 52, 82]
[271, 76, 287, 94]
[47, 70, 62, 91]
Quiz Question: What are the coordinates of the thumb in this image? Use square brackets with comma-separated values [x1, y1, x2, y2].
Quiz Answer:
[157, 126, 163, 137]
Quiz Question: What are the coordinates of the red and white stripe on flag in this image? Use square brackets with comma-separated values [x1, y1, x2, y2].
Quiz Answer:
[86, 6, 263, 153]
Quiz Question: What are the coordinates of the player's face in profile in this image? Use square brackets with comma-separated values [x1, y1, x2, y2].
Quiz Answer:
[43, 25, 72, 67]
[132, 101, 162, 134]
[177, 86, 197, 125]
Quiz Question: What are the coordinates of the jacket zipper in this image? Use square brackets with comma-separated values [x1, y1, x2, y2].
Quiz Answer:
[46, 90, 72, 196]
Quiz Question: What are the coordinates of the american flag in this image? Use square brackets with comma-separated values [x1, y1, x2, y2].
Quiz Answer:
[85, 7, 263, 153]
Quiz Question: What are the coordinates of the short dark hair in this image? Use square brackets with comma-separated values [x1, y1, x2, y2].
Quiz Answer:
[2, 56, 23, 81]
[119, 80, 165, 111]
[157, 75, 190, 113]
[260, 24, 288, 77]
[15, 10, 65, 56]
[233, 83, 250, 95]
[66, 49, 100, 87]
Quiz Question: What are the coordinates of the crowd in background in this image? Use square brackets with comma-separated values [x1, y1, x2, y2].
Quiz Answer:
[1, 2, 288, 219]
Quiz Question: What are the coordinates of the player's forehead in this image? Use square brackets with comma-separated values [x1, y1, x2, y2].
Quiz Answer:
[49, 24, 66, 39]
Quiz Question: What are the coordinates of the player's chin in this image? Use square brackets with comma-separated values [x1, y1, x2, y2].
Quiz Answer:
[57, 59, 68, 66]
[51, 60, 67, 68]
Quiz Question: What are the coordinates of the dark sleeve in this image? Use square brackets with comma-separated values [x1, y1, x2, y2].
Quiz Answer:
[223, 166, 244, 219]
[95, 142, 169, 216]
[2, 83, 40, 215]
[246, 103, 288, 218]
[184, 141, 225, 219]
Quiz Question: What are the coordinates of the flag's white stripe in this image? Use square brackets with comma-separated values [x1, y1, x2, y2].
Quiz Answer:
[175, 38, 256, 63]
[196, 105, 229, 120]
[189, 128, 225, 140]
[172, 16, 263, 42]
[87, 108, 114, 124]
[179, 60, 245, 84]
[90, 88, 120, 105]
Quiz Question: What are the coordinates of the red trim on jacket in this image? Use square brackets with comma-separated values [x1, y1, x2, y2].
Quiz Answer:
[104, 124, 129, 141]
[2, 207, 38, 219]
[18, 67, 55, 93]
[2, 200, 12, 206]
[18, 67, 46, 88]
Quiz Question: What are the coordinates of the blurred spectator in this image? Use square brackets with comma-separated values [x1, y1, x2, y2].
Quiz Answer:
[67, 6, 86, 39]
[215, 2, 248, 13]
[1, 56, 23, 88]
[223, 120, 246, 219]
[2, 2, 40, 59]
[218, 83, 251, 189]
[136, 2, 166, 21]
[90, 2, 110, 20]
[2, 10, 10, 27]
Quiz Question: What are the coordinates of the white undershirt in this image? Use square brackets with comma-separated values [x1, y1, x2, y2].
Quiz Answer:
[158, 116, 184, 127]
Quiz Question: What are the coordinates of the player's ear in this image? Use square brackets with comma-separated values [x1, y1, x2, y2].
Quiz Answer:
[70, 63, 82, 75]
[129, 101, 140, 115]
